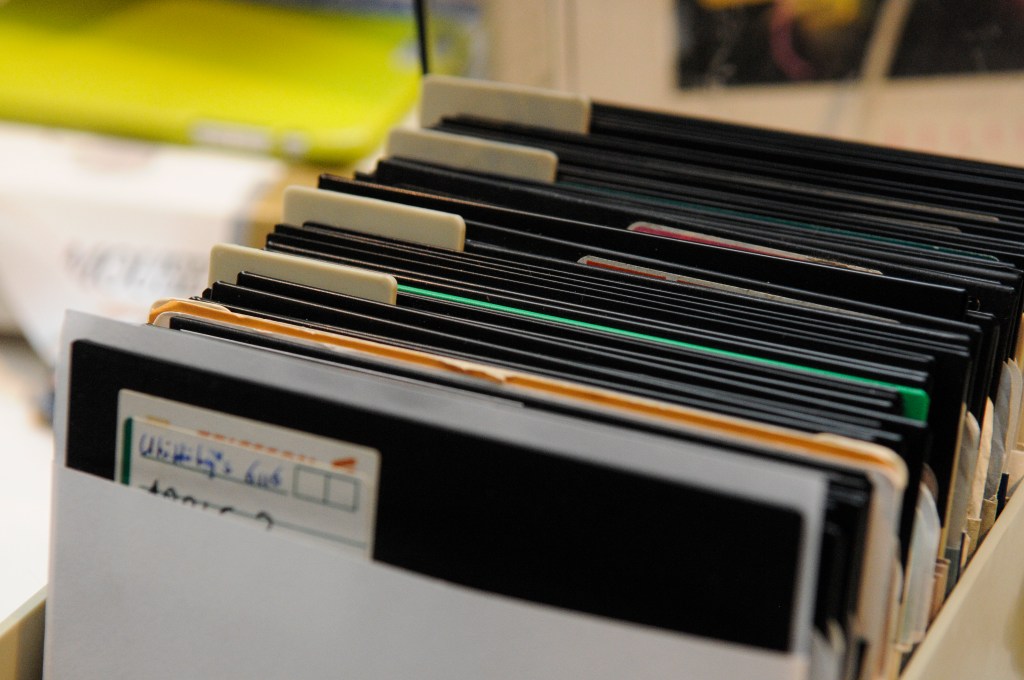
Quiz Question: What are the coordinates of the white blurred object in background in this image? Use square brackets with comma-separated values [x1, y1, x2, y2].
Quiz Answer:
[0, 122, 284, 363]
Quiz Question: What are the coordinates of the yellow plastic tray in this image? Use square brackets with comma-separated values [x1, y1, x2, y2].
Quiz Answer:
[0, 0, 422, 161]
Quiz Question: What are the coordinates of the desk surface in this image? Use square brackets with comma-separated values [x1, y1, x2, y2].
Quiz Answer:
[0, 336, 51, 621]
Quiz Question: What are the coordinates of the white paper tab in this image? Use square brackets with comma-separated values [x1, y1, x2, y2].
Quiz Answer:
[387, 128, 558, 183]
[283, 186, 467, 252]
[115, 390, 379, 556]
[420, 75, 591, 133]
[209, 243, 399, 305]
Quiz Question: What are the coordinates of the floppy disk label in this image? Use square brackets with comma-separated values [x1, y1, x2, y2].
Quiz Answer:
[114, 390, 379, 556]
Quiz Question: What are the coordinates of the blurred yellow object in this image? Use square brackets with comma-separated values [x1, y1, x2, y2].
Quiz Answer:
[791, 0, 863, 31]
[697, 0, 863, 31]
[697, 0, 771, 8]
[0, 0, 422, 162]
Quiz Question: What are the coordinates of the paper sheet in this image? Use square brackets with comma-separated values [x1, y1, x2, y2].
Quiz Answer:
[0, 122, 282, 364]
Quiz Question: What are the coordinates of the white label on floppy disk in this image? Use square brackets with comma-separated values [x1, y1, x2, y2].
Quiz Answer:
[114, 390, 379, 556]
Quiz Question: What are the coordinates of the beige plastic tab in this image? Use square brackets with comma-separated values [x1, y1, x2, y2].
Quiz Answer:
[943, 409, 979, 558]
[928, 559, 948, 623]
[1017, 314, 1024, 362]
[1014, 360, 1024, 451]
[1004, 361, 1023, 467]
[208, 244, 397, 305]
[965, 517, 981, 561]
[420, 74, 592, 133]
[980, 497, 998, 541]
[283, 186, 466, 252]
[387, 128, 558, 184]
[967, 399, 995, 522]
